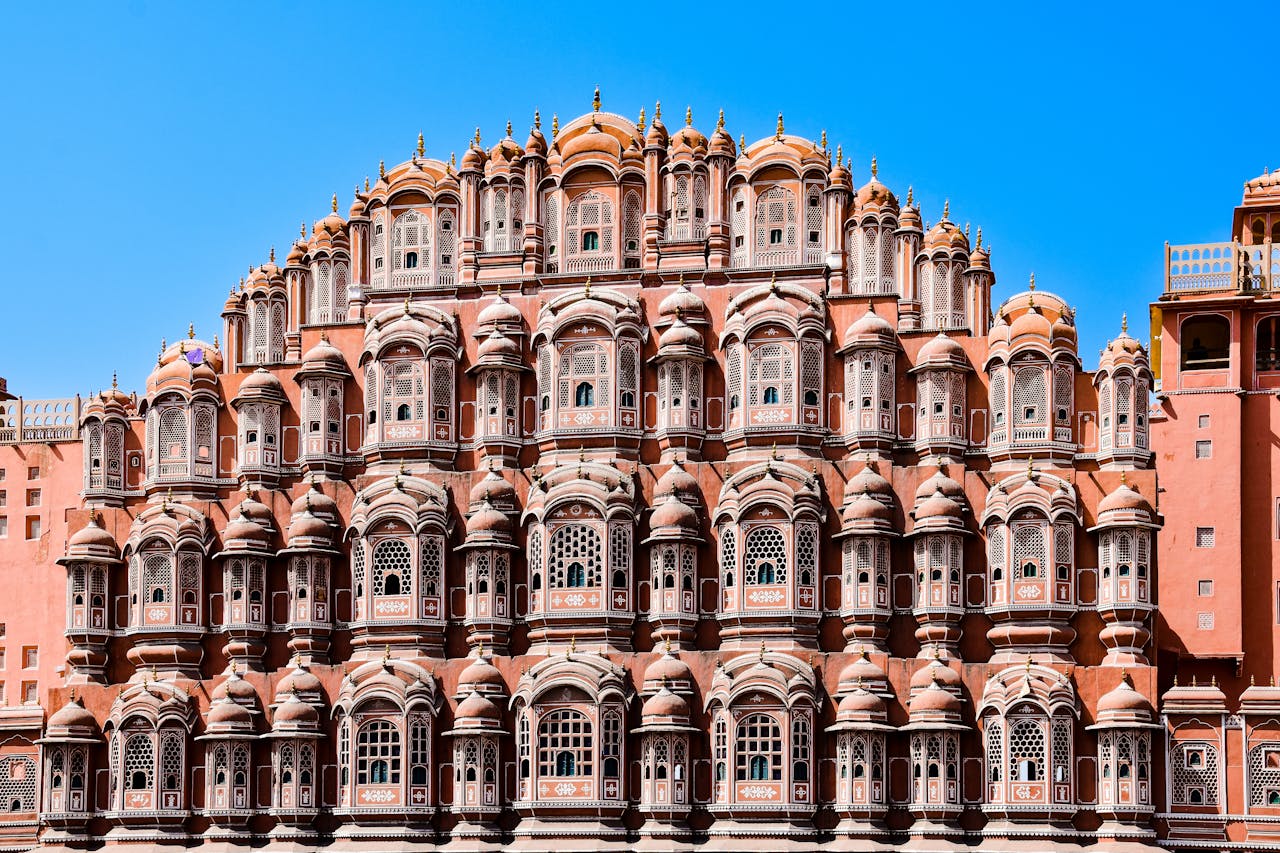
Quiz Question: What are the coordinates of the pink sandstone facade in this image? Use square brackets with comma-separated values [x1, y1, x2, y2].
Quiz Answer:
[2, 93, 1249, 850]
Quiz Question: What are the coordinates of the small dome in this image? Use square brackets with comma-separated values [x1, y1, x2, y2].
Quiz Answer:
[466, 500, 511, 537]
[458, 655, 507, 693]
[276, 664, 322, 698]
[668, 108, 707, 156]
[477, 329, 521, 361]
[48, 698, 97, 730]
[898, 196, 921, 230]
[846, 464, 893, 502]
[844, 492, 892, 525]
[855, 176, 899, 213]
[914, 489, 965, 522]
[285, 239, 307, 266]
[460, 145, 485, 172]
[1097, 674, 1154, 716]
[643, 650, 693, 688]
[207, 697, 253, 727]
[911, 658, 962, 691]
[69, 516, 118, 551]
[477, 292, 523, 328]
[654, 460, 699, 500]
[645, 107, 669, 147]
[1098, 481, 1153, 515]
[916, 331, 966, 365]
[837, 686, 886, 718]
[287, 508, 331, 543]
[561, 124, 623, 161]
[708, 119, 736, 158]
[300, 336, 349, 373]
[469, 469, 516, 509]
[650, 492, 698, 532]
[222, 512, 272, 548]
[525, 120, 548, 157]
[658, 316, 703, 351]
[291, 481, 338, 520]
[642, 686, 690, 720]
[657, 278, 707, 319]
[1009, 304, 1053, 341]
[213, 669, 259, 704]
[234, 493, 274, 528]
[909, 679, 963, 715]
[273, 692, 320, 726]
[838, 651, 887, 688]
[456, 690, 501, 721]
[844, 306, 895, 343]
[915, 471, 965, 502]
[924, 217, 968, 252]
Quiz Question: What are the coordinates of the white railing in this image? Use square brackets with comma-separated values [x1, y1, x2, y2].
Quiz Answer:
[0, 397, 80, 443]
[755, 249, 796, 267]
[1166, 241, 1280, 293]
[664, 221, 707, 242]
[566, 255, 613, 273]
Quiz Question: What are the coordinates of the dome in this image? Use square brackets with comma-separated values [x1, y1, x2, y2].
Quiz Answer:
[843, 492, 892, 525]
[213, 669, 259, 704]
[1097, 674, 1154, 716]
[838, 651, 887, 689]
[525, 116, 548, 157]
[911, 657, 962, 691]
[456, 690, 501, 721]
[69, 516, 118, 552]
[466, 500, 511, 537]
[915, 471, 965, 502]
[654, 460, 699, 500]
[287, 508, 331, 543]
[658, 316, 703, 351]
[48, 698, 97, 730]
[1009, 304, 1053, 341]
[909, 679, 963, 715]
[642, 686, 690, 720]
[299, 335, 349, 374]
[290, 481, 338, 522]
[643, 650, 693, 689]
[854, 172, 899, 213]
[469, 469, 516, 509]
[285, 239, 307, 266]
[708, 111, 735, 158]
[276, 663, 322, 698]
[916, 331, 966, 365]
[237, 367, 284, 398]
[657, 278, 706, 319]
[273, 692, 320, 726]
[476, 329, 521, 361]
[668, 108, 707, 156]
[846, 464, 893, 502]
[476, 292, 523, 329]
[222, 512, 272, 548]
[837, 686, 886, 718]
[844, 306, 895, 343]
[898, 193, 921, 230]
[914, 489, 964, 522]
[207, 697, 253, 727]
[645, 104, 669, 147]
[650, 492, 698, 531]
[460, 144, 485, 172]
[1098, 480, 1153, 515]
[457, 655, 507, 694]
[561, 124, 623, 161]
[924, 216, 968, 252]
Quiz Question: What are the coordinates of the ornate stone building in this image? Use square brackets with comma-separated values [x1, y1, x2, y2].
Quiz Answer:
[2, 94, 1181, 850]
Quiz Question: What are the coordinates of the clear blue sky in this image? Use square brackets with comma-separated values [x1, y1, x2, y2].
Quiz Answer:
[0, 2, 1271, 398]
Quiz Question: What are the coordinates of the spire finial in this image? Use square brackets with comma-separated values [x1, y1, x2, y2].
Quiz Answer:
[768, 270, 777, 293]
[551, 114, 559, 139]
[637, 106, 646, 133]
[187, 323, 195, 340]
[871, 156, 878, 178]
[835, 143, 843, 164]
[1120, 469, 1128, 487]
[1121, 312, 1129, 333]
[213, 333, 219, 348]
[655, 100, 662, 121]
[976, 227, 983, 249]
[568, 636, 576, 657]
[473, 127, 481, 147]
[685, 105, 692, 126]
[964, 223, 970, 240]
[330, 193, 338, 214]
[506, 119, 512, 138]
[906, 185, 914, 206]
[534, 109, 541, 130]
[450, 151, 456, 169]
[495, 280, 504, 299]
[593, 85, 601, 112]
[382, 645, 391, 667]
[820, 129, 827, 151]
[775, 111, 784, 140]
[269, 245, 276, 263]
[717, 108, 725, 130]
[943, 199, 950, 220]
[739, 133, 746, 152]
[300, 221, 306, 239]
[1026, 456, 1035, 480]
[365, 175, 370, 192]
[583, 276, 591, 298]
[112, 371, 118, 390]
[760, 639, 768, 662]
[379, 159, 386, 179]
[417, 132, 425, 158]
[664, 636, 672, 654]
[1029, 272, 1036, 291]
[477, 639, 485, 659]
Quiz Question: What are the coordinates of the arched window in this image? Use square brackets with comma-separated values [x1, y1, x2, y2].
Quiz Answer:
[744, 526, 788, 585]
[538, 709, 593, 779]
[1181, 315, 1230, 371]
[356, 720, 401, 785]
[754, 186, 796, 264]
[748, 343, 794, 409]
[392, 210, 431, 279]
[371, 539, 412, 598]
[548, 524, 602, 589]
[1014, 367, 1046, 425]
[735, 713, 782, 781]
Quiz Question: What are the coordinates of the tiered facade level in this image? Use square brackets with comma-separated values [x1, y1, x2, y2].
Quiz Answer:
[3, 94, 1218, 851]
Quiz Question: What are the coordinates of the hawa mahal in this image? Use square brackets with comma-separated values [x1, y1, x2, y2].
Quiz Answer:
[0, 91, 1274, 850]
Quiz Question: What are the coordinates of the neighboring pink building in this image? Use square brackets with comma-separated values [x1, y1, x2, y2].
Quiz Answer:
[1152, 169, 1280, 847]
[0, 96, 1179, 850]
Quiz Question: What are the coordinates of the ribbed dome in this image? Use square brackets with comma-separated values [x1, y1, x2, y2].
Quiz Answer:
[642, 686, 690, 720]
[910, 679, 963, 715]
[207, 697, 253, 727]
[650, 492, 698, 531]
[916, 332, 966, 364]
[915, 471, 965, 502]
[658, 316, 703, 351]
[69, 516, 117, 551]
[838, 651, 887, 688]
[477, 329, 520, 361]
[1098, 481, 1153, 515]
[843, 492, 892, 524]
[837, 686, 886, 718]
[276, 664, 322, 698]
[465, 500, 511, 537]
[213, 669, 259, 704]
[238, 367, 283, 396]
[855, 176, 898, 212]
[456, 690, 501, 721]
[48, 698, 97, 730]
[469, 470, 516, 508]
[291, 482, 338, 521]
[844, 306, 895, 342]
[654, 460, 699, 499]
[1097, 674, 1154, 715]
[477, 292, 523, 328]
[300, 336, 348, 372]
[846, 464, 892, 501]
[561, 124, 623, 161]
[273, 692, 320, 726]
[913, 488, 965, 522]
[1010, 304, 1053, 340]
[911, 658, 962, 691]
[643, 650, 693, 687]
[457, 655, 506, 692]
[287, 508, 331, 543]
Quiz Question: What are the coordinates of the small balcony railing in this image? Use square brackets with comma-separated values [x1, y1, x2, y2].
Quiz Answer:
[1165, 240, 1280, 294]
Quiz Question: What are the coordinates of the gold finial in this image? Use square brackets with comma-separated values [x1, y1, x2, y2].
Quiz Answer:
[964, 223, 970, 240]
[583, 276, 592, 297]
[187, 323, 195, 340]
[568, 636, 577, 657]
[449, 151, 456, 169]
[775, 111, 784, 140]
[739, 133, 746, 152]
[976, 227, 983, 249]
[637, 106, 646, 133]
[534, 109, 541, 130]
[835, 144, 843, 164]
[379, 159, 386, 179]
[416, 132, 425, 158]
[403, 298, 411, 316]
[664, 636, 672, 654]
[495, 280, 504, 299]
[768, 270, 777, 292]
[382, 645, 391, 666]
[477, 639, 485, 658]
[1026, 456, 1035, 479]
[1029, 272, 1036, 291]
[943, 199, 950, 220]
[654, 100, 662, 121]
[551, 114, 559, 139]
[871, 156, 878, 178]
[331, 193, 338, 214]
[906, 186, 914, 206]
[473, 126, 481, 148]
[1252, 674, 1256, 686]
[506, 119, 512, 138]
[820, 129, 827, 151]
[213, 334, 219, 348]
[1121, 312, 1128, 333]
[364, 176, 370, 192]
[1120, 469, 1128, 487]
[229, 660, 239, 676]
[111, 371, 118, 390]
[592, 85, 601, 112]
[717, 108, 725, 130]
[1025, 653, 1034, 673]
[683, 105, 692, 127]
[1211, 675, 1218, 687]
[300, 221, 306, 239]
[269, 245, 275, 263]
